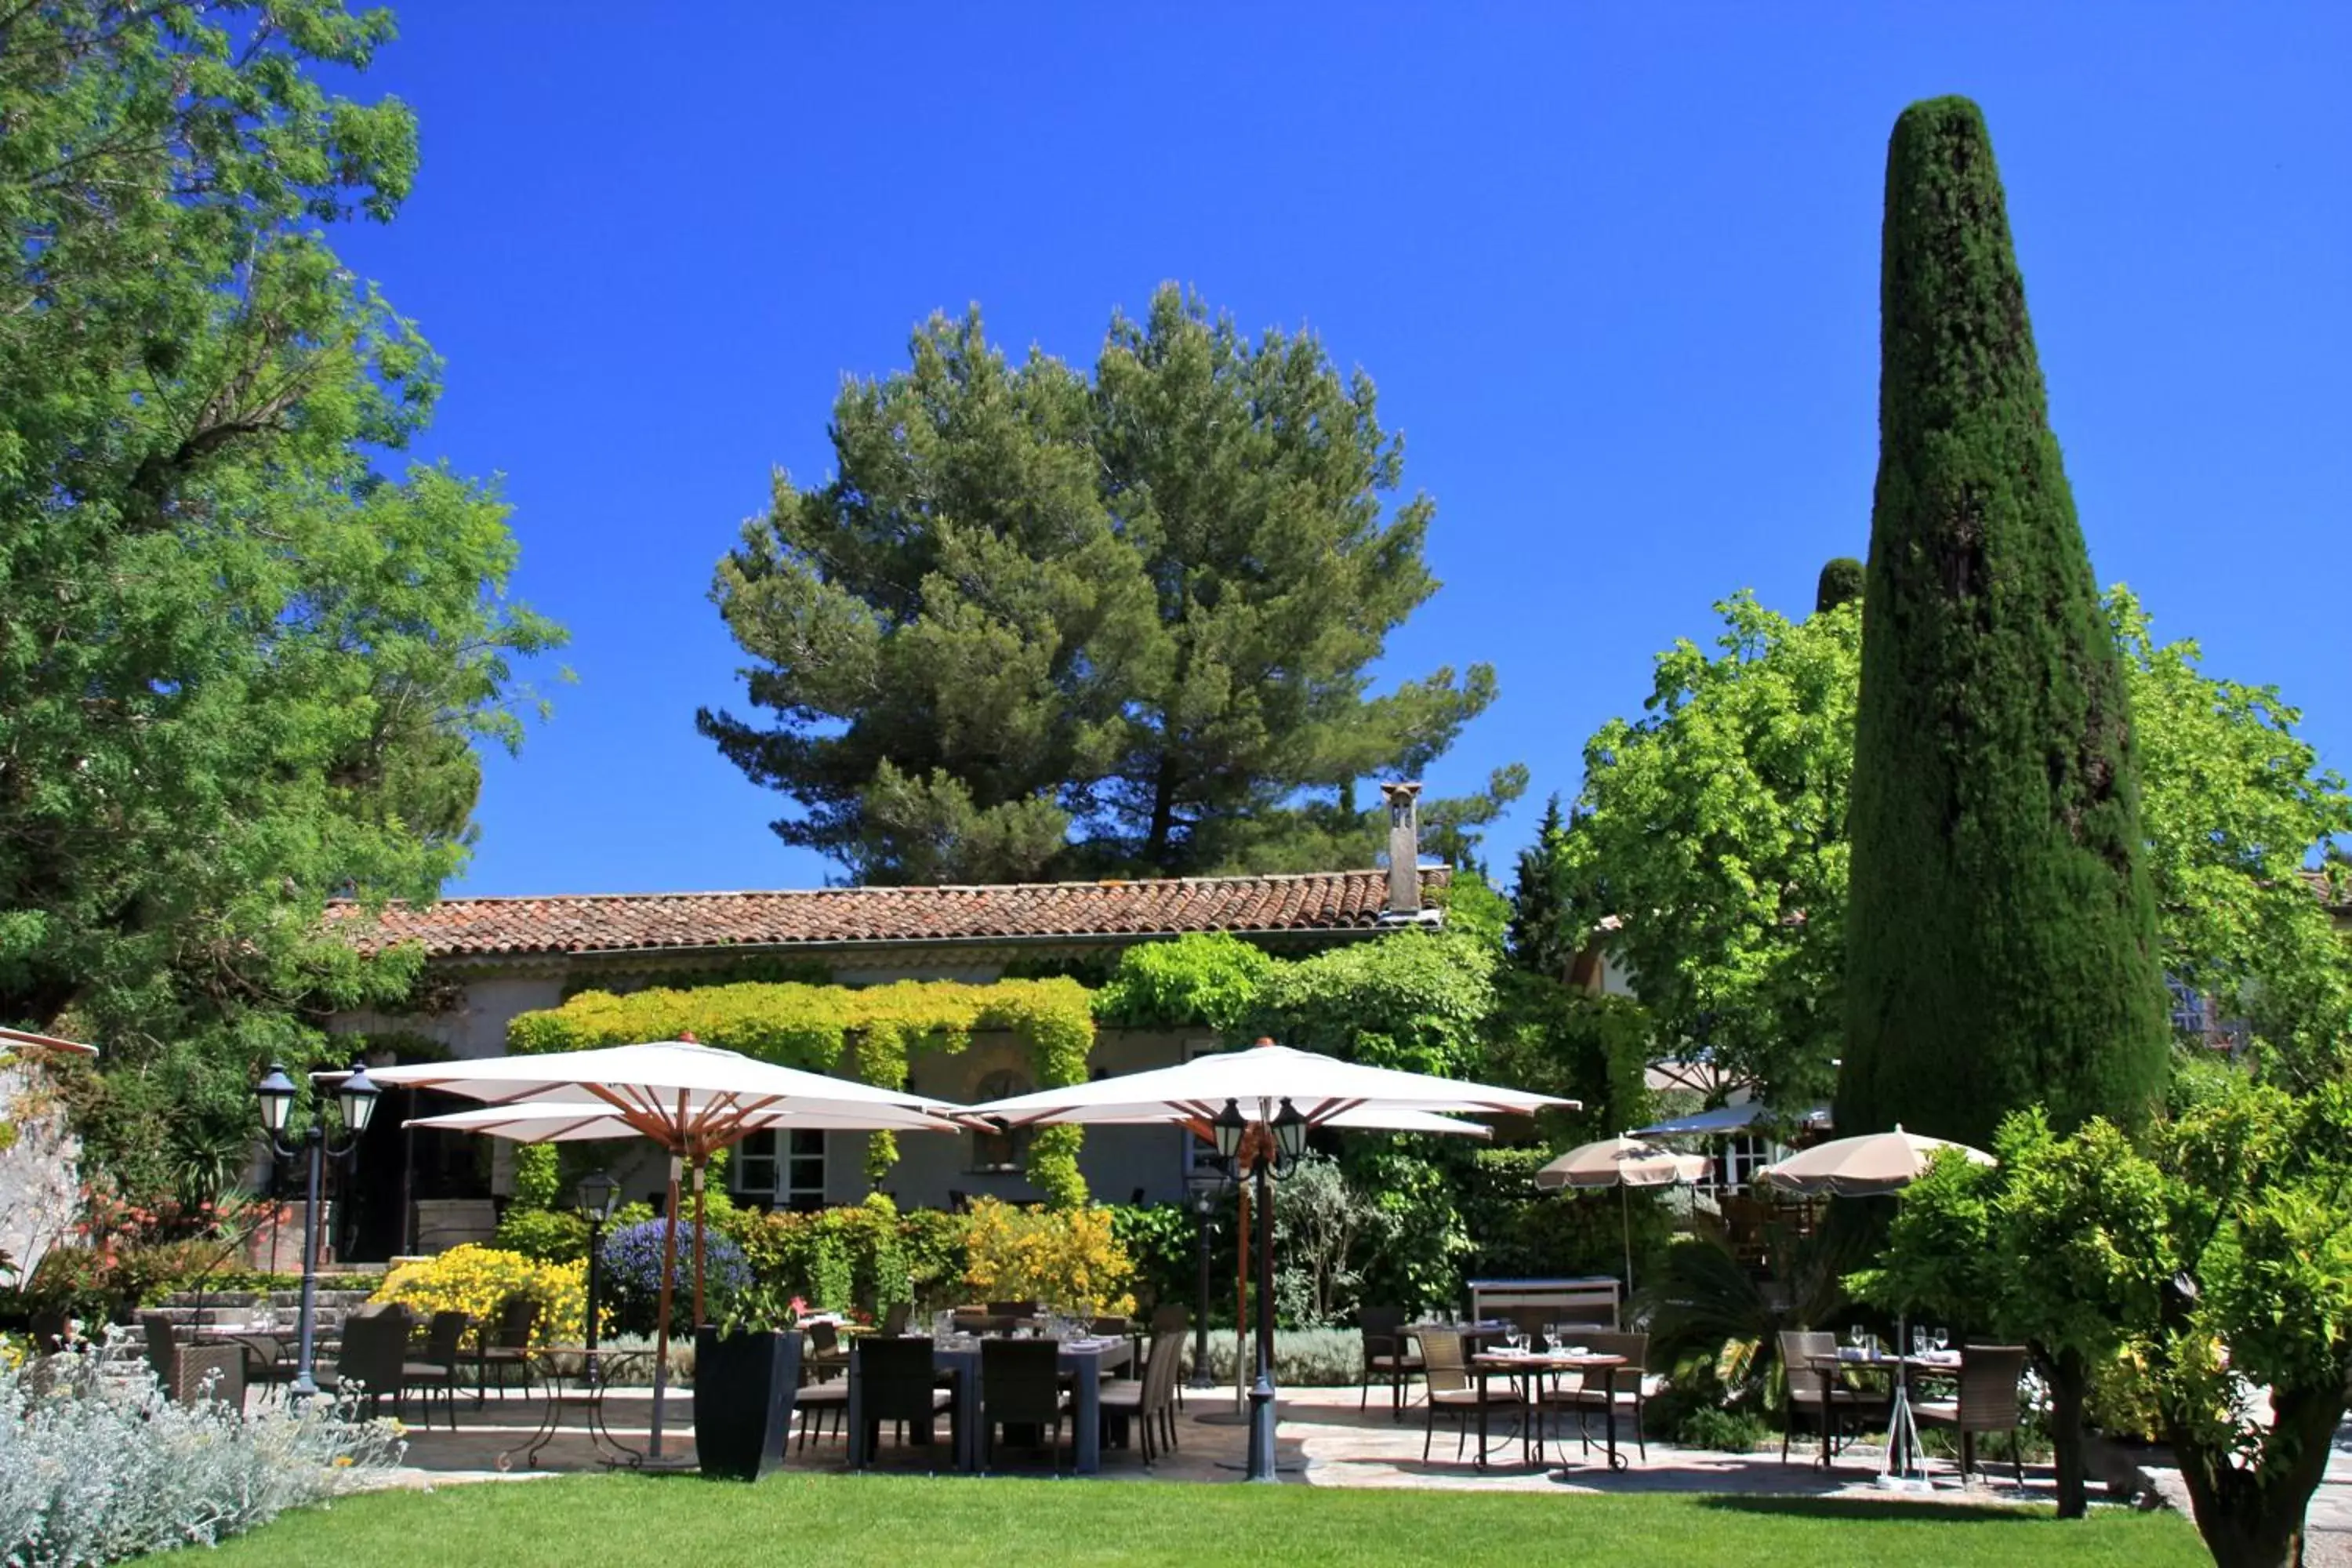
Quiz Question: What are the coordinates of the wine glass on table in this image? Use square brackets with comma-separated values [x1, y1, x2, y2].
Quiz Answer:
[1933, 1327, 1950, 1356]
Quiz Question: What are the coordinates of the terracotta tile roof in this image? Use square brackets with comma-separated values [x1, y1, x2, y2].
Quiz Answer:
[325, 868, 1451, 960]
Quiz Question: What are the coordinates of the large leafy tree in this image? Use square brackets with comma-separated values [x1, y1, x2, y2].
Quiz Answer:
[1542, 587, 2350, 1108]
[1841, 97, 2169, 1146]
[701, 287, 1519, 884]
[0, 2, 561, 1202]
[1551, 592, 1861, 1108]
[1860, 1073, 2352, 1566]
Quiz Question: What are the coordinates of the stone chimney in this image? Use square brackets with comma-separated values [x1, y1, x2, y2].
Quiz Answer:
[1381, 781, 1424, 916]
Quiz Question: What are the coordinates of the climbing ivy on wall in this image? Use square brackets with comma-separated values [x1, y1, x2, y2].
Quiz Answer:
[506, 978, 1097, 1207]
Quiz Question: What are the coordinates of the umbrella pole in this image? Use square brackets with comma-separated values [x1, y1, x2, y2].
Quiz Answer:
[649, 1152, 682, 1461]
[1235, 1182, 1250, 1414]
[1621, 1184, 1635, 1301]
[691, 1158, 708, 1328]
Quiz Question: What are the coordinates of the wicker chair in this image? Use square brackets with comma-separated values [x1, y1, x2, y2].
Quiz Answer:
[398, 1310, 468, 1432]
[806, 1320, 849, 1383]
[855, 1335, 958, 1470]
[1914, 1344, 2030, 1486]
[978, 1338, 1068, 1474]
[473, 1295, 539, 1402]
[1419, 1327, 1525, 1465]
[879, 1301, 911, 1337]
[1777, 1330, 1891, 1464]
[1359, 1304, 1425, 1419]
[985, 1300, 1038, 1319]
[327, 1306, 412, 1417]
[140, 1315, 246, 1408]
[1536, 1329, 1650, 1462]
[796, 1328, 850, 1453]
[1150, 1304, 1190, 1409]
[1100, 1331, 1186, 1465]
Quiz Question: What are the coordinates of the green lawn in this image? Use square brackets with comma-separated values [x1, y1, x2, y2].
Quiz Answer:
[203, 1474, 2209, 1568]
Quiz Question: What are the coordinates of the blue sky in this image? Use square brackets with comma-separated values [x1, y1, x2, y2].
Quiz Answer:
[330, 2, 2349, 897]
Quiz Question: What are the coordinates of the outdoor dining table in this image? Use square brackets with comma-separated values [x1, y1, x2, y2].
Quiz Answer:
[497, 1345, 652, 1472]
[189, 1324, 291, 1398]
[1471, 1351, 1631, 1473]
[1801, 1350, 1959, 1470]
[844, 1335, 1134, 1475]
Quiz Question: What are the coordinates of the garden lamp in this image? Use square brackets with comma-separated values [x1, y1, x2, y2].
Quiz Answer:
[336, 1062, 381, 1134]
[255, 1064, 298, 1134]
[1211, 1099, 1246, 1163]
[576, 1168, 621, 1223]
[1270, 1098, 1309, 1174]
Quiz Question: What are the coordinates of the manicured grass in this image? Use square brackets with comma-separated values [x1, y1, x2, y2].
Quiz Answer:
[202, 1473, 2208, 1568]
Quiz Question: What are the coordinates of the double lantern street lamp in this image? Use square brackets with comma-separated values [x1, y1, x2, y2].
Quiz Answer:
[1210, 1094, 1309, 1484]
[253, 1062, 381, 1403]
[575, 1169, 621, 1382]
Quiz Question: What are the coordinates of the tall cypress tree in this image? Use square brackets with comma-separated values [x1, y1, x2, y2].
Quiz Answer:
[1838, 99, 2169, 1150]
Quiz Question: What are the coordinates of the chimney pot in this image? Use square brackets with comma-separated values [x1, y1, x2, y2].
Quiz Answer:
[1380, 781, 1424, 915]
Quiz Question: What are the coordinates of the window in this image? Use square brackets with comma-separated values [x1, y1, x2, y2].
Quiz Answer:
[2166, 978, 2209, 1040]
[732, 1128, 827, 1211]
[971, 1069, 1029, 1172]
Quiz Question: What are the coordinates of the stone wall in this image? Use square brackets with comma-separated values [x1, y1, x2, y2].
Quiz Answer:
[0, 1051, 83, 1278]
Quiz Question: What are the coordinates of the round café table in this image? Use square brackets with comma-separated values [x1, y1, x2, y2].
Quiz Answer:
[498, 1346, 652, 1472]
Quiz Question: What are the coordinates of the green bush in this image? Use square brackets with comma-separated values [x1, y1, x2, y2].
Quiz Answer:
[1675, 1405, 1773, 1452]
[1109, 1203, 1215, 1317]
[493, 1207, 589, 1264]
[727, 1195, 918, 1312]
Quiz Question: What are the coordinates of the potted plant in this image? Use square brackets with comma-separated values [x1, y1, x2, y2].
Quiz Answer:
[692, 1283, 804, 1481]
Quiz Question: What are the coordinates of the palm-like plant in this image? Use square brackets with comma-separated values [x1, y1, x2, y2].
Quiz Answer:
[1637, 1219, 1853, 1403]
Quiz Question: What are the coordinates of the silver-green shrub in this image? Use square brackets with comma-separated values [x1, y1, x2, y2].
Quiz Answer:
[0, 1350, 404, 1566]
[1189, 1328, 1363, 1387]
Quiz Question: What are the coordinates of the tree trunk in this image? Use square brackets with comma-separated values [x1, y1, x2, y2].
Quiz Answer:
[2048, 1345, 2090, 1520]
[2171, 1382, 2344, 1568]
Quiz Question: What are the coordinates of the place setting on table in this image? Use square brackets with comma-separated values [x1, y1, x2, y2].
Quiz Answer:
[1799, 1323, 1960, 1477]
[1469, 1322, 1634, 1475]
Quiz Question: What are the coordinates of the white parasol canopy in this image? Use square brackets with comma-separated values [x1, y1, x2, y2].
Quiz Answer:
[968, 1040, 1573, 1132]
[405, 1098, 967, 1142]
[1753, 1125, 1993, 1199]
[372, 1038, 963, 1463]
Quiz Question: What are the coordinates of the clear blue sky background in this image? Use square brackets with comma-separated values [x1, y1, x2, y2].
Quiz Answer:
[329, 2, 2349, 898]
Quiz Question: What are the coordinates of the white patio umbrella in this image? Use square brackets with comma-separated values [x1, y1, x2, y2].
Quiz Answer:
[1534, 1134, 1710, 1294]
[1753, 1125, 1991, 1199]
[371, 1037, 964, 1461]
[967, 1038, 1573, 1482]
[971, 1040, 1569, 1131]
[1754, 1124, 1994, 1488]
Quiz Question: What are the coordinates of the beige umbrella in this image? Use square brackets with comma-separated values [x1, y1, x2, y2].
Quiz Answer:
[1536, 1134, 1710, 1293]
[372, 1038, 963, 1461]
[1753, 1125, 1992, 1199]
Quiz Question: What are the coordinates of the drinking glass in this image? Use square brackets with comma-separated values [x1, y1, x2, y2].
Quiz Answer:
[1911, 1326, 1927, 1357]
[1933, 1327, 1950, 1354]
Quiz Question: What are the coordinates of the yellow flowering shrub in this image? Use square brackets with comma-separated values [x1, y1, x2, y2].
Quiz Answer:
[372, 1244, 586, 1345]
[961, 1199, 1135, 1317]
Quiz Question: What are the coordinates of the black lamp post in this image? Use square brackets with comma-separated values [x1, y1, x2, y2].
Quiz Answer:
[256, 1062, 379, 1403]
[1184, 1156, 1232, 1390]
[1218, 1092, 1308, 1484]
[575, 1169, 620, 1383]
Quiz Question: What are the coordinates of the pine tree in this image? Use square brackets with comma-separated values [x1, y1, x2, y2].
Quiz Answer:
[1506, 795, 1574, 979]
[700, 288, 1519, 883]
[1838, 99, 2169, 1149]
